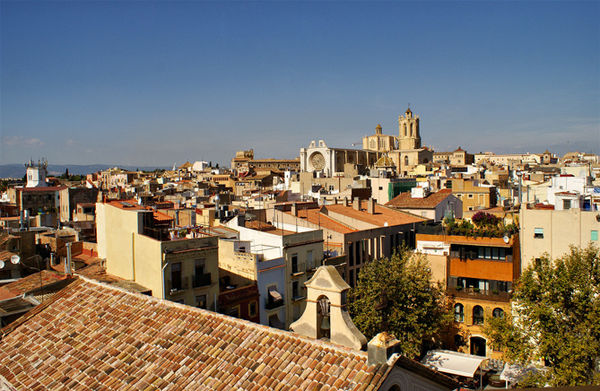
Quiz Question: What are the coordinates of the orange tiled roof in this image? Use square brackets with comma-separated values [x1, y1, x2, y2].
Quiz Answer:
[0, 277, 392, 390]
[386, 189, 453, 209]
[294, 208, 356, 234]
[325, 201, 426, 227]
[0, 270, 65, 300]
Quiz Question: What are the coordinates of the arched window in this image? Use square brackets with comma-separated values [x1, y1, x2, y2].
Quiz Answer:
[493, 308, 504, 319]
[404, 156, 409, 166]
[410, 123, 413, 136]
[404, 124, 407, 136]
[454, 303, 464, 322]
[370, 140, 376, 149]
[473, 305, 484, 325]
[388, 386, 401, 391]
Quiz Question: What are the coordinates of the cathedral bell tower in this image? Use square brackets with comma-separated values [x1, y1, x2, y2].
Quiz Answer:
[398, 107, 421, 150]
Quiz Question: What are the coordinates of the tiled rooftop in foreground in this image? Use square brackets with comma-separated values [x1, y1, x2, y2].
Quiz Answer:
[0, 277, 392, 390]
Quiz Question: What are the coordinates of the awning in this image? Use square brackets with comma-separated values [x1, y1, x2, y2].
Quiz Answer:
[500, 363, 546, 384]
[421, 350, 485, 378]
[268, 289, 282, 301]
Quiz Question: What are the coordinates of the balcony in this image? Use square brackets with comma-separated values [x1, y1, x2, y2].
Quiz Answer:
[193, 273, 212, 288]
[265, 289, 284, 310]
[448, 287, 511, 302]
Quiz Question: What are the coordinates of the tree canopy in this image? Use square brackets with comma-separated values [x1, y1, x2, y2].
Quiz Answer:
[349, 249, 451, 358]
[485, 245, 600, 386]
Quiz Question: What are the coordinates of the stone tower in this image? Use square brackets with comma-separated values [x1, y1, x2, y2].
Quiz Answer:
[398, 108, 421, 150]
[290, 266, 367, 350]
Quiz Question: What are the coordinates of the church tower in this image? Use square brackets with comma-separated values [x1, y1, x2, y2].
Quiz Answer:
[398, 107, 421, 150]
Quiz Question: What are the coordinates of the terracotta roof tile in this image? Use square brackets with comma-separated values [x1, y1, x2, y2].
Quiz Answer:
[386, 189, 454, 209]
[0, 270, 65, 300]
[0, 277, 390, 391]
[325, 202, 426, 227]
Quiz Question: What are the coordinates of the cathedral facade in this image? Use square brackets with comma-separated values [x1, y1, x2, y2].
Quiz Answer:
[301, 108, 432, 177]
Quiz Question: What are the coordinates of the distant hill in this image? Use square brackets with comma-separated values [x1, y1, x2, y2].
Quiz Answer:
[0, 164, 170, 179]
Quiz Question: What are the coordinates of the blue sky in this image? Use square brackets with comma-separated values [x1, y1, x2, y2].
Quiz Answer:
[1, 1, 598, 166]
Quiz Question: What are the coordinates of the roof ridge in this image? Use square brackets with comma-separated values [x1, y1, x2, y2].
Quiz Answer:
[76, 275, 370, 359]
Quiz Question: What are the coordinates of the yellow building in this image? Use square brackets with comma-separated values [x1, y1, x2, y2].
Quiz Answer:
[96, 200, 219, 309]
[450, 179, 497, 213]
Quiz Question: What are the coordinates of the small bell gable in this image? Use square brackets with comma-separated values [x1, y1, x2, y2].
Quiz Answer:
[290, 266, 367, 350]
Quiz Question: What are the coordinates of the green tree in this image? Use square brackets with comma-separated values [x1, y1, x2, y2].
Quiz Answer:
[349, 249, 451, 358]
[485, 245, 600, 387]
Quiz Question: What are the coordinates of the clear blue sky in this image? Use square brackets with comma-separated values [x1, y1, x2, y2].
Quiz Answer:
[1, 1, 598, 166]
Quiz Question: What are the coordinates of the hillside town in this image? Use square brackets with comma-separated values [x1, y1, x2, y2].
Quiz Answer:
[1, 108, 598, 390]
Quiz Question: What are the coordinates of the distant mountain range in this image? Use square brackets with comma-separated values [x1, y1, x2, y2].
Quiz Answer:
[0, 164, 170, 179]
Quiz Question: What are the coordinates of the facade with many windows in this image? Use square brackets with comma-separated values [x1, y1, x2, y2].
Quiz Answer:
[417, 233, 520, 358]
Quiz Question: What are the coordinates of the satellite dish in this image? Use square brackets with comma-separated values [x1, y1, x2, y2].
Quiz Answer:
[503, 235, 510, 244]
[0, 260, 4, 269]
[10, 255, 20, 265]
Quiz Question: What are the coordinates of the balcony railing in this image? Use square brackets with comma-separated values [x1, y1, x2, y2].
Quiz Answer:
[193, 273, 212, 288]
[448, 287, 511, 302]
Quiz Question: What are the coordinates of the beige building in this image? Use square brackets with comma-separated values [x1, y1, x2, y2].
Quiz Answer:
[96, 200, 219, 309]
[433, 147, 474, 166]
[362, 124, 396, 152]
[520, 205, 599, 271]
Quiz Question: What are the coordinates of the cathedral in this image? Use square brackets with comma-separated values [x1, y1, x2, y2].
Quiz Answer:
[300, 108, 432, 177]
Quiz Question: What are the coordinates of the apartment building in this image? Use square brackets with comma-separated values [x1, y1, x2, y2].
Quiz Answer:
[520, 204, 599, 271]
[218, 237, 286, 328]
[96, 200, 219, 309]
[417, 233, 520, 358]
[226, 217, 323, 327]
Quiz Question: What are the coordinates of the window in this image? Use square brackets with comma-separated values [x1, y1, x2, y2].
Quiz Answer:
[291, 254, 299, 274]
[468, 194, 473, 198]
[174, 299, 185, 304]
[493, 308, 504, 319]
[534, 228, 544, 239]
[171, 262, 182, 291]
[249, 301, 257, 317]
[378, 186, 383, 191]
[404, 156, 409, 166]
[307, 250, 314, 270]
[592, 230, 598, 241]
[473, 305, 484, 325]
[196, 295, 207, 309]
[454, 303, 464, 322]
[292, 281, 299, 299]
[563, 199, 571, 210]
[349, 269, 355, 288]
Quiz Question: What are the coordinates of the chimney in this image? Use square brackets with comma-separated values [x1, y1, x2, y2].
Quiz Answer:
[291, 202, 298, 216]
[353, 197, 360, 211]
[367, 332, 401, 366]
[367, 198, 376, 214]
[65, 242, 73, 276]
